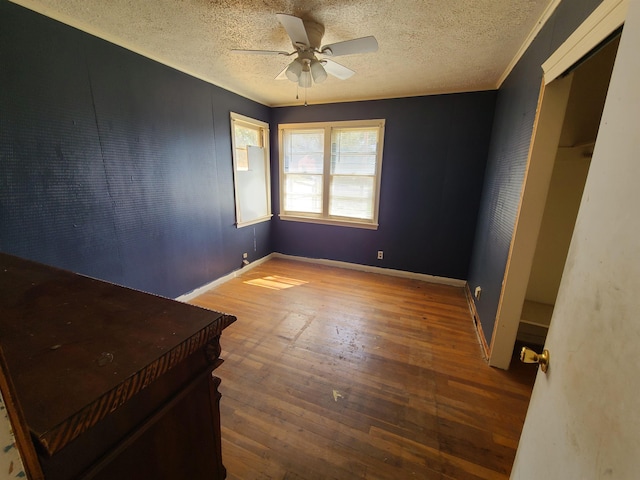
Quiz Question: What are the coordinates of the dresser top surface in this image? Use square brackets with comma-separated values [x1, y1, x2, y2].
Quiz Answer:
[0, 253, 235, 454]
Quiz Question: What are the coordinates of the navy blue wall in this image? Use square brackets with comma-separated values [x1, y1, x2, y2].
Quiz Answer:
[271, 93, 496, 280]
[467, 0, 605, 339]
[0, 1, 271, 298]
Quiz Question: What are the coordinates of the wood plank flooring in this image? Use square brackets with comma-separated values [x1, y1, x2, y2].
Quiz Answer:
[190, 257, 536, 480]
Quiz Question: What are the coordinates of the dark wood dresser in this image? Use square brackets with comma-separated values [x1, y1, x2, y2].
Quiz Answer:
[0, 253, 235, 479]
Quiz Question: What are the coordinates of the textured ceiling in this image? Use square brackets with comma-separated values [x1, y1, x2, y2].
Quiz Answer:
[12, 0, 557, 107]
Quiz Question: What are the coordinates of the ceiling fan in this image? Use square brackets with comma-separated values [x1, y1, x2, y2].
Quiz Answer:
[232, 14, 378, 88]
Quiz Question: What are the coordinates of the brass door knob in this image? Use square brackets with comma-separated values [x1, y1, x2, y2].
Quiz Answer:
[520, 347, 550, 373]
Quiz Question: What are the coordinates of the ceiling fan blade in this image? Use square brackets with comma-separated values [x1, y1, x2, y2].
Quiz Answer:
[321, 36, 378, 56]
[322, 59, 355, 80]
[276, 13, 310, 48]
[275, 65, 289, 80]
[231, 49, 290, 55]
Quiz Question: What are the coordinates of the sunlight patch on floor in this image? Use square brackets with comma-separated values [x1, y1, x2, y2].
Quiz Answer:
[243, 275, 308, 290]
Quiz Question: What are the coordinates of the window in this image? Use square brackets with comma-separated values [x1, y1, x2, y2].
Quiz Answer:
[279, 119, 385, 229]
[230, 112, 272, 228]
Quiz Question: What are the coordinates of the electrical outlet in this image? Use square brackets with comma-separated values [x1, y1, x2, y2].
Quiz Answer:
[474, 286, 482, 300]
[377, 250, 384, 260]
[243, 253, 248, 259]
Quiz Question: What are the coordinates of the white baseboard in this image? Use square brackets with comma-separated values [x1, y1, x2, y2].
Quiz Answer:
[176, 252, 466, 302]
[175, 253, 275, 302]
[271, 253, 466, 287]
[465, 283, 490, 360]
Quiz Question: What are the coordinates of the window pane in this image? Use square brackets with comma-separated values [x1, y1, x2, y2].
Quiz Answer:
[329, 175, 374, 220]
[287, 153, 324, 174]
[283, 130, 324, 174]
[290, 130, 324, 151]
[331, 128, 378, 175]
[234, 124, 261, 148]
[235, 147, 249, 171]
[284, 174, 323, 213]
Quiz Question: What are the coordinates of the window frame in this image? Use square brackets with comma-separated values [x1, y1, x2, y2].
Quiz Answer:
[230, 112, 272, 228]
[278, 119, 385, 230]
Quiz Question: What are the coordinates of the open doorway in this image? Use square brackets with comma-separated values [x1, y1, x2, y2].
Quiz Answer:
[487, 7, 625, 369]
[516, 35, 620, 347]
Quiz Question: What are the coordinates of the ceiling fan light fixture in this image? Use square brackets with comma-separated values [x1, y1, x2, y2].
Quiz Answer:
[310, 59, 327, 84]
[285, 58, 303, 82]
[298, 69, 312, 88]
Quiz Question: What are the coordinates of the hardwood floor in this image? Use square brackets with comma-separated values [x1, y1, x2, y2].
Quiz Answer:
[190, 257, 536, 480]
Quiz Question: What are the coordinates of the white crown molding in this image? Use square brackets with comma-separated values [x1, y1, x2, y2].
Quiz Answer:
[496, 0, 562, 89]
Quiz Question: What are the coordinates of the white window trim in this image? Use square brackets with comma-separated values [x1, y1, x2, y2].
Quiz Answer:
[278, 119, 385, 230]
[230, 112, 272, 228]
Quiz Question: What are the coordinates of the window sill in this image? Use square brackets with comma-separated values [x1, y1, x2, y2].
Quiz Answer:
[236, 214, 273, 228]
[279, 214, 379, 230]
